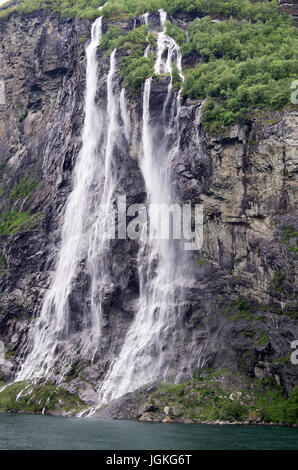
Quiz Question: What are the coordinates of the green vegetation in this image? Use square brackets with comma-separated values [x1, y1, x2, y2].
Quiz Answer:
[172, 63, 182, 93]
[182, 14, 297, 133]
[98, 0, 283, 22]
[120, 55, 154, 91]
[65, 359, 82, 382]
[228, 297, 254, 322]
[0, 209, 38, 236]
[1, 1, 296, 131]
[0, 380, 86, 414]
[255, 378, 298, 425]
[165, 21, 185, 47]
[282, 225, 298, 258]
[0, 251, 7, 272]
[146, 371, 298, 425]
[9, 176, 39, 200]
[0, 3, 17, 20]
[100, 25, 155, 91]
[271, 270, 287, 295]
[0, 370, 6, 387]
[274, 304, 298, 322]
[254, 330, 270, 346]
[18, 0, 104, 20]
[1, 0, 280, 22]
[0, 170, 40, 239]
[101, 24, 152, 55]
[193, 256, 207, 267]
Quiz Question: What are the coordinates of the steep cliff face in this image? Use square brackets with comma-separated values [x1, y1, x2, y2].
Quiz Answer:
[0, 10, 90, 376]
[0, 10, 297, 417]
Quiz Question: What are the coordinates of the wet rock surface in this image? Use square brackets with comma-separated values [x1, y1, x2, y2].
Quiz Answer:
[0, 11, 297, 415]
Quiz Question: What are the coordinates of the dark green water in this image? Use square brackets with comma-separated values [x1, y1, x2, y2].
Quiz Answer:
[0, 414, 297, 450]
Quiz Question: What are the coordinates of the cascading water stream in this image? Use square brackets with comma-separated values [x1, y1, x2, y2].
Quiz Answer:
[120, 88, 131, 141]
[83, 49, 119, 352]
[154, 10, 184, 122]
[97, 10, 187, 404]
[143, 13, 151, 57]
[16, 17, 105, 381]
[16, 6, 190, 408]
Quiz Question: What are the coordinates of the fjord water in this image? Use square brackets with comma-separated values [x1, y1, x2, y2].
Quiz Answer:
[0, 414, 297, 450]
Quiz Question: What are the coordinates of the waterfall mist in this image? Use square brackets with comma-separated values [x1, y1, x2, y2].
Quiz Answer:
[97, 10, 190, 404]
[17, 18, 106, 381]
[17, 10, 194, 404]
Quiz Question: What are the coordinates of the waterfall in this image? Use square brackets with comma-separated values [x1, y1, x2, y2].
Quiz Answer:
[17, 17, 105, 381]
[84, 49, 119, 352]
[120, 88, 131, 141]
[143, 12, 151, 58]
[142, 12, 149, 26]
[17, 6, 190, 406]
[97, 10, 187, 404]
[153, 10, 184, 121]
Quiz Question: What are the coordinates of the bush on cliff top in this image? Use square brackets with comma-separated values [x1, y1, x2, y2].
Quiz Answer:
[1, 0, 296, 130]
[100, 25, 155, 91]
[17, 0, 103, 20]
[100, 24, 149, 56]
[100, 0, 279, 22]
[1, 0, 280, 22]
[182, 14, 297, 132]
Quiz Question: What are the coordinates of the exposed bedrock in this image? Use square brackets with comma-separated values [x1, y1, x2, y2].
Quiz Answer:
[0, 11, 297, 411]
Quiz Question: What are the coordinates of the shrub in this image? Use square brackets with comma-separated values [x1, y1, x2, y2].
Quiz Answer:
[0, 209, 38, 236]
[182, 13, 297, 132]
[100, 25, 155, 91]
[9, 176, 38, 200]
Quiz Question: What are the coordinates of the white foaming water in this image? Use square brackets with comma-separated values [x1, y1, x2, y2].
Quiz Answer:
[98, 11, 186, 404]
[142, 12, 149, 26]
[17, 18, 105, 381]
[143, 12, 151, 58]
[154, 9, 183, 76]
[84, 49, 119, 352]
[98, 2, 107, 11]
[120, 88, 131, 141]
[144, 45, 150, 58]
[17, 7, 188, 406]
[154, 10, 184, 120]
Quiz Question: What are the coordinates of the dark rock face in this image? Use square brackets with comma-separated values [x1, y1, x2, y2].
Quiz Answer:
[279, 0, 298, 24]
[0, 10, 90, 379]
[0, 11, 297, 410]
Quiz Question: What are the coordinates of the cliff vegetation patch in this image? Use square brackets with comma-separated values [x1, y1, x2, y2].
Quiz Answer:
[0, 380, 86, 414]
[142, 371, 298, 425]
[182, 13, 297, 132]
[1, 1, 296, 132]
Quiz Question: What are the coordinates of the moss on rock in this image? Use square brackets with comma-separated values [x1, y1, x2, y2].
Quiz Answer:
[0, 380, 87, 415]
[140, 370, 298, 425]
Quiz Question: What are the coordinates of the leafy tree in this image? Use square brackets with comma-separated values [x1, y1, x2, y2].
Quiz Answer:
[100, 25, 154, 91]
[182, 13, 297, 132]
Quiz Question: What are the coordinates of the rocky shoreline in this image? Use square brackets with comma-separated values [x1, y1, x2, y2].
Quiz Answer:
[0, 368, 297, 427]
[1, 408, 297, 429]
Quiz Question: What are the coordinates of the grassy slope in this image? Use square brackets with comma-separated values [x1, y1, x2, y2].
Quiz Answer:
[0, 380, 86, 414]
[142, 370, 298, 425]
